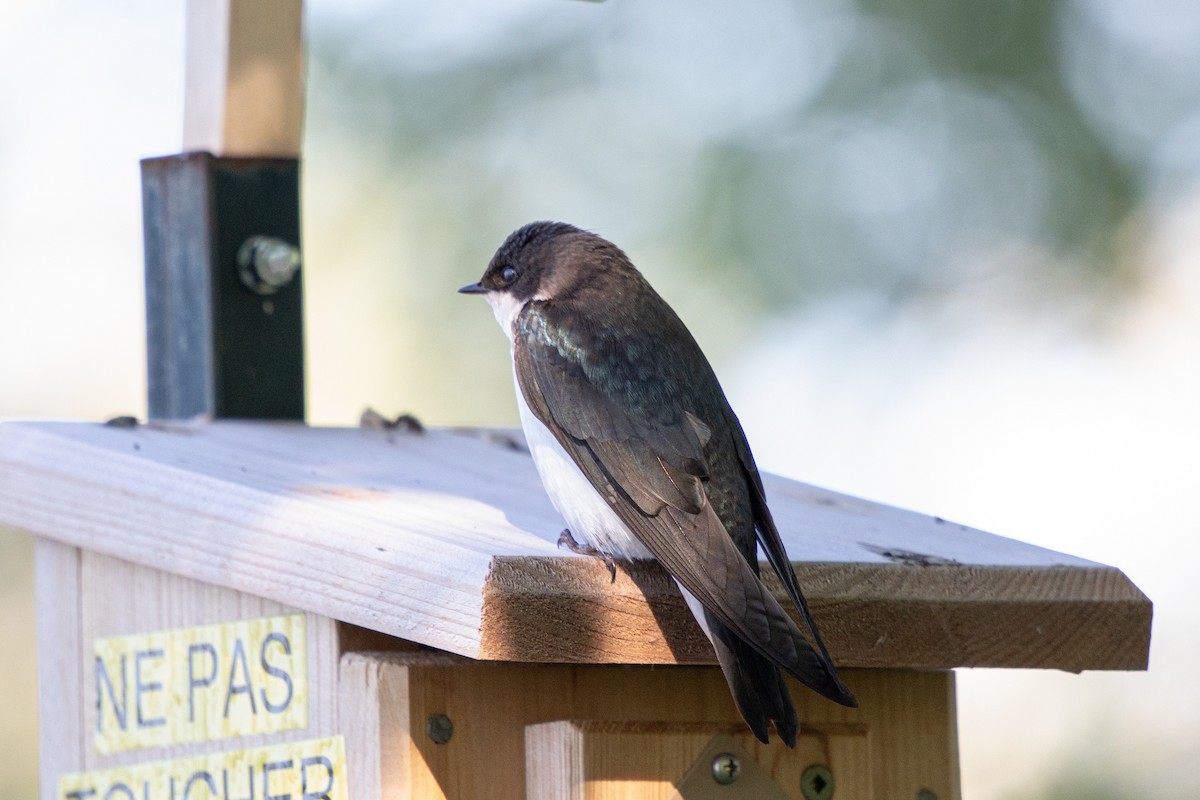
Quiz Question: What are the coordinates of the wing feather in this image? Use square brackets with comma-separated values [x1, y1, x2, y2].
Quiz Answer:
[732, 427, 849, 690]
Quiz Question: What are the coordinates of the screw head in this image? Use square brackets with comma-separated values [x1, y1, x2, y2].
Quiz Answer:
[801, 764, 835, 800]
[238, 235, 301, 294]
[426, 713, 453, 745]
[916, 791, 938, 800]
[711, 752, 741, 785]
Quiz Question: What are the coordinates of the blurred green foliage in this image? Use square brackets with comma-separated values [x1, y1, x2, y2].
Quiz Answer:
[306, 0, 1147, 313]
[299, 0, 1195, 424]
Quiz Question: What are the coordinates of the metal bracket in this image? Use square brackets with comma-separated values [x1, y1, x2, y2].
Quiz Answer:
[675, 734, 790, 799]
[142, 152, 305, 420]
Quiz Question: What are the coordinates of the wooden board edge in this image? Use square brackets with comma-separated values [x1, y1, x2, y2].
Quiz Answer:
[479, 556, 1152, 671]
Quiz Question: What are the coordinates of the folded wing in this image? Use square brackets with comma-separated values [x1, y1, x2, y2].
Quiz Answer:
[515, 302, 855, 707]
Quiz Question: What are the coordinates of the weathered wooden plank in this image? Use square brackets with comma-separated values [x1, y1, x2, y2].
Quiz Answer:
[0, 422, 521, 659]
[183, 0, 305, 157]
[0, 420, 1151, 671]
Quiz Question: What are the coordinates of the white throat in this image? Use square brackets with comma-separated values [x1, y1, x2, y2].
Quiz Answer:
[485, 291, 526, 342]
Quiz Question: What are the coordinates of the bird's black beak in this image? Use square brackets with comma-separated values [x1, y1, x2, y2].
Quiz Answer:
[458, 282, 487, 295]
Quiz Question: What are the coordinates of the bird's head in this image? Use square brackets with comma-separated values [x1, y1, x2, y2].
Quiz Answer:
[459, 221, 639, 337]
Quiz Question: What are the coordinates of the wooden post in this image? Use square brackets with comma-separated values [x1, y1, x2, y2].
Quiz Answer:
[183, 0, 305, 157]
[144, 0, 306, 421]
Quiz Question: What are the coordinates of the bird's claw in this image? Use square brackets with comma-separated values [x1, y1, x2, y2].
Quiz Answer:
[557, 529, 618, 583]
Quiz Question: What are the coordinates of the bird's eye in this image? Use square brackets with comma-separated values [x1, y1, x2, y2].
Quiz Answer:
[500, 266, 518, 285]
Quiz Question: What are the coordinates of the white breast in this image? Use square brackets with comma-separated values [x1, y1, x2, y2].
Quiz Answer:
[514, 368, 654, 561]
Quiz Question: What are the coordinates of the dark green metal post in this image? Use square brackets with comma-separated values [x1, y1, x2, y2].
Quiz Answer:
[142, 153, 305, 421]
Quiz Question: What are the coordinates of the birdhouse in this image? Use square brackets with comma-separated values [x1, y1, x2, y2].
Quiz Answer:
[3, 4, 1151, 799]
[4, 419, 1152, 800]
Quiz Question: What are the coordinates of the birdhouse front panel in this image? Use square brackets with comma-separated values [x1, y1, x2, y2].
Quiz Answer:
[36, 541, 346, 799]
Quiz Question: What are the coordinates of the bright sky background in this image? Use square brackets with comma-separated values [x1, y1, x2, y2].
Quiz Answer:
[1, 2, 1197, 798]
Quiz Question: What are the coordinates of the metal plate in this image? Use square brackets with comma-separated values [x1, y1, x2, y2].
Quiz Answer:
[675, 734, 790, 800]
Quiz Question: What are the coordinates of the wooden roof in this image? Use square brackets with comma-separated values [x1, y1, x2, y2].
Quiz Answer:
[0, 419, 1150, 671]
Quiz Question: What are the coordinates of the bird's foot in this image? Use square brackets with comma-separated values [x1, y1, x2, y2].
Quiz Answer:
[557, 529, 617, 583]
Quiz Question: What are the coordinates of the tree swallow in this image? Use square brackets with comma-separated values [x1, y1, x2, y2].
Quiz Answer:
[460, 221, 857, 745]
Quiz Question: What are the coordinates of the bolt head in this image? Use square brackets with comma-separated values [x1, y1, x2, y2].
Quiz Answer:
[237, 236, 301, 294]
[426, 713, 454, 745]
[711, 752, 741, 785]
[801, 764, 836, 800]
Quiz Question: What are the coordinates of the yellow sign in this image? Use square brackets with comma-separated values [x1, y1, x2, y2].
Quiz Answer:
[58, 735, 347, 800]
[93, 614, 308, 753]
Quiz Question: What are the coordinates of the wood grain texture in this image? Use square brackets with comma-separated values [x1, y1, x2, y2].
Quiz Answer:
[338, 652, 959, 800]
[525, 721, 871, 800]
[340, 651, 414, 800]
[0, 420, 1151, 670]
[183, 0, 305, 156]
[480, 557, 1151, 670]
